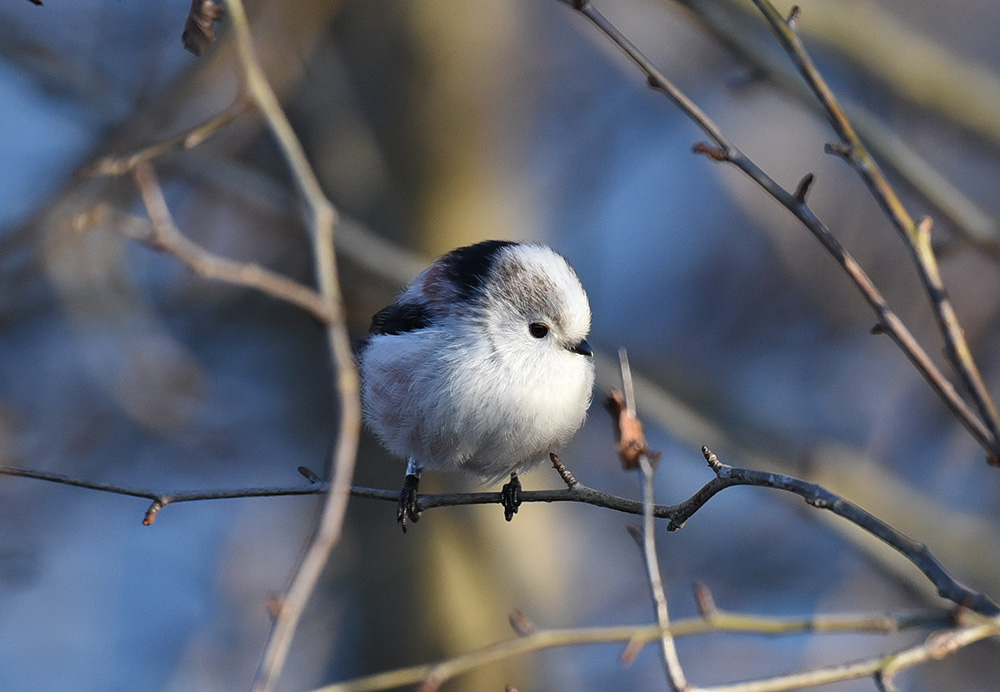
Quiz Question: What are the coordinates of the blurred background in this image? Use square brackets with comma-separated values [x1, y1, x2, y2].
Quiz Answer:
[1, 0, 999, 690]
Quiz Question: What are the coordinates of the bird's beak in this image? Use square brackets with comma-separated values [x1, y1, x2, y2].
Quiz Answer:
[568, 338, 593, 357]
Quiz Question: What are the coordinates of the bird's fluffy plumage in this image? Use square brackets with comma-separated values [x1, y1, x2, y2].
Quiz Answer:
[360, 240, 595, 483]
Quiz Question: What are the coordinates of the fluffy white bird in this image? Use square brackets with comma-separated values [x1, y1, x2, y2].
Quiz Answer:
[359, 240, 595, 529]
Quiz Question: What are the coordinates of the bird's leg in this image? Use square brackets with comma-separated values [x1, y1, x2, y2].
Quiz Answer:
[398, 459, 423, 532]
[501, 471, 522, 521]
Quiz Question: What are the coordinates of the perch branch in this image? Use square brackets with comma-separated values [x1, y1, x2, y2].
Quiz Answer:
[221, 0, 360, 690]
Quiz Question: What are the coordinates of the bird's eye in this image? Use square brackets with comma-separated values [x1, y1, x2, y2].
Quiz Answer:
[528, 322, 549, 339]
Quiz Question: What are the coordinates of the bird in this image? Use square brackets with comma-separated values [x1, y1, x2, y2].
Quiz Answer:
[359, 240, 595, 530]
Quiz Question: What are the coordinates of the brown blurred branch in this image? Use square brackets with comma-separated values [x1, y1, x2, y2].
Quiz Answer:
[219, 1, 360, 691]
[82, 97, 251, 177]
[560, 0, 1000, 463]
[307, 603, 987, 692]
[748, 0, 1000, 460]
[130, 163, 334, 323]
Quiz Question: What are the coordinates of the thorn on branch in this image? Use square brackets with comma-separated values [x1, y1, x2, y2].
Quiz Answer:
[692, 142, 730, 162]
[143, 499, 164, 526]
[871, 323, 886, 335]
[786, 5, 801, 30]
[987, 454, 1000, 467]
[793, 172, 815, 204]
[620, 636, 644, 666]
[508, 609, 537, 637]
[266, 594, 283, 618]
[692, 582, 718, 618]
[916, 216, 934, 245]
[824, 141, 854, 160]
[549, 453, 579, 489]
[298, 466, 323, 484]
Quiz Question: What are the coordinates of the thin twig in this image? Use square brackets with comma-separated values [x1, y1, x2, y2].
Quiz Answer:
[82, 97, 252, 177]
[559, 0, 998, 459]
[131, 163, 334, 323]
[3, 451, 997, 616]
[304, 608, 970, 692]
[667, 0, 1000, 261]
[223, 1, 360, 690]
[688, 447, 999, 615]
[618, 349, 689, 690]
[748, 0, 1000, 460]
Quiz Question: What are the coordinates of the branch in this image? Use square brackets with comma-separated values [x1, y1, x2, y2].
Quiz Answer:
[131, 163, 334, 323]
[665, 0, 1000, 262]
[221, 1, 361, 690]
[559, 0, 1000, 461]
[81, 96, 251, 177]
[4, 447, 996, 616]
[307, 604, 972, 692]
[616, 349, 689, 690]
[748, 0, 1000, 459]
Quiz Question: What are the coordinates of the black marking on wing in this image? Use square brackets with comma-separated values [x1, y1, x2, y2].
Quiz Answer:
[369, 301, 433, 336]
[445, 240, 518, 301]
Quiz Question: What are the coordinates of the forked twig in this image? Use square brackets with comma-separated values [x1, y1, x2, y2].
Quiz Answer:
[748, 0, 1000, 457]
[304, 605, 980, 692]
[131, 163, 334, 323]
[559, 0, 999, 461]
[3, 449, 996, 616]
[221, 1, 360, 690]
[82, 97, 251, 177]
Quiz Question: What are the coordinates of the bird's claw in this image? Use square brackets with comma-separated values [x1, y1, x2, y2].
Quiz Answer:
[398, 474, 421, 532]
[501, 473, 522, 522]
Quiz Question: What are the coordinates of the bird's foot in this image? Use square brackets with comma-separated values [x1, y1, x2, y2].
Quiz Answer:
[501, 472, 522, 522]
[397, 474, 421, 532]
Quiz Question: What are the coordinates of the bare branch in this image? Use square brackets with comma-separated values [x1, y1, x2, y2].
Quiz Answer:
[305, 609, 986, 692]
[4, 446, 996, 616]
[614, 349, 687, 689]
[748, 0, 1000, 458]
[668, 0, 1000, 262]
[82, 97, 250, 177]
[560, 0, 999, 459]
[220, 0, 360, 690]
[130, 163, 334, 323]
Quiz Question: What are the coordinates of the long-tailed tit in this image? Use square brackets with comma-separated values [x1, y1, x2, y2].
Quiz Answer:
[360, 240, 595, 530]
